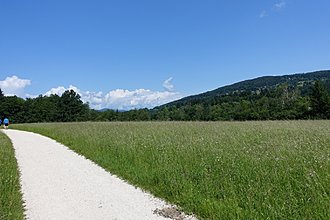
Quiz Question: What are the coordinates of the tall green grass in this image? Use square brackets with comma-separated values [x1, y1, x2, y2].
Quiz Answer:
[13, 121, 330, 219]
[0, 131, 25, 220]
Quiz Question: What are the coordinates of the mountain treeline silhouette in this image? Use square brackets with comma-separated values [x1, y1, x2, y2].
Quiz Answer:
[1, 70, 329, 123]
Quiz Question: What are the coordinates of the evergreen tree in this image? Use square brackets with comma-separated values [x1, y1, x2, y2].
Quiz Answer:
[0, 88, 4, 99]
[59, 90, 89, 122]
[310, 81, 330, 118]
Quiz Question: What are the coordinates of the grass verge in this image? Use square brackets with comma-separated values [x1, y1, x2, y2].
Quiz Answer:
[12, 121, 330, 219]
[0, 130, 24, 220]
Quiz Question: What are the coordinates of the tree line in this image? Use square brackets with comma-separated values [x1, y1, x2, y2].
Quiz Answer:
[0, 81, 329, 123]
[0, 90, 89, 123]
[153, 81, 330, 121]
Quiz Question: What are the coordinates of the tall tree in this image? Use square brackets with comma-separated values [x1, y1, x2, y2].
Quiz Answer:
[0, 88, 4, 99]
[310, 81, 330, 118]
[59, 90, 89, 122]
[0, 96, 25, 123]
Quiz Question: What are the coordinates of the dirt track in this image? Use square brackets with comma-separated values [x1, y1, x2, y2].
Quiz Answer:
[3, 129, 196, 220]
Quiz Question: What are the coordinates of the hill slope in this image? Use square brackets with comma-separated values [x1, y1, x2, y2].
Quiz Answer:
[161, 70, 330, 108]
[150, 70, 330, 120]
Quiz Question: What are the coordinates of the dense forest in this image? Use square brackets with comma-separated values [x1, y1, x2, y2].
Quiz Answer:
[1, 71, 330, 123]
[0, 90, 90, 123]
[163, 70, 330, 107]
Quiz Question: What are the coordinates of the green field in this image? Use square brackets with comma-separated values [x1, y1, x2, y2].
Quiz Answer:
[0, 131, 25, 220]
[12, 121, 330, 219]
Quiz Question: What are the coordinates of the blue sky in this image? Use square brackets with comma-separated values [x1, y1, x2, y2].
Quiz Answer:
[1, 0, 330, 109]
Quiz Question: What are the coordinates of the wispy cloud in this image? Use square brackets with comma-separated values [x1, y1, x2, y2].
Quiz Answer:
[162, 77, 175, 92]
[274, 1, 286, 9]
[259, 10, 267, 18]
[0, 75, 31, 96]
[260, 1, 287, 18]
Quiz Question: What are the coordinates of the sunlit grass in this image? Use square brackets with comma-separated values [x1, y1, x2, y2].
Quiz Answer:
[0, 130, 25, 220]
[13, 121, 330, 219]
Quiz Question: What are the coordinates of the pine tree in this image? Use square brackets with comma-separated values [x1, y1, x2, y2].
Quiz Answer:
[0, 88, 4, 99]
[310, 81, 330, 118]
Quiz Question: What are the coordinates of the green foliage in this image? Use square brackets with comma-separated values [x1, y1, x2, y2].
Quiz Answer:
[310, 81, 330, 118]
[166, 70, 330, 107]
[24, 95, 60, 122]
[1, 71, 330, 122]
[0, 96, 25, 123]
[58, 90, 89, 122]
[0, 90, 90, 123]
[0, 89, 4, 99]
[0, 132, 25, 220]
[153, 71, 330, 121]
[13, 121, 330, 219]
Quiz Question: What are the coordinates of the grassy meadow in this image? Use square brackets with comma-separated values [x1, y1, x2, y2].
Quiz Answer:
[12, 121, 330, 219]
[0, 131, 25, 220]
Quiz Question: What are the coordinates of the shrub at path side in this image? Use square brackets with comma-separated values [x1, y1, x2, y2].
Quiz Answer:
[0, 131, 25, 220]
[13, 121, 330, 219]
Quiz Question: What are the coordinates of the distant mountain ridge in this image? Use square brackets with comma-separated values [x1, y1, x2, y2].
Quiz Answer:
[160, 70, 330, 108]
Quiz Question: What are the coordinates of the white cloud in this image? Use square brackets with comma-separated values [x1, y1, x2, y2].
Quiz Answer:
[0, 75, 31, 96]
[1, 75, 182, 110]
[274, 1, 286, 9]
[101, 77, 182, 110]
[44, 85, 103, 109]
[43, 78, 182, 110]
[81, 91, 103, 109]
[25, 94, 38, 99]
[104, 88, 181, 110]
[44, 86, 66, 96]
[163, 77, 175, 92]
[44, 85, 80, 96]
[259, 10, 267, 18]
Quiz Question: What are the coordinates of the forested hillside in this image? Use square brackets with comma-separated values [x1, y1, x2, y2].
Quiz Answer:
[0, 70, 329, 123]
[152, 70, 330, 120]
[163, 70, 330, 107]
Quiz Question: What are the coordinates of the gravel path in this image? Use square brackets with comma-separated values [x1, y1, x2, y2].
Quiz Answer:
[3, 129, 196, 220]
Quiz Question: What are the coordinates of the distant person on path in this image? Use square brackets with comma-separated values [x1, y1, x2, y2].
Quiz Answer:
[0, 118, 2, 127]
[3, 117, 9, 129]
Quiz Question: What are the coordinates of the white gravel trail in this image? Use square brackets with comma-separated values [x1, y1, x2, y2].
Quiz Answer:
[3, 129, 195, 220]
